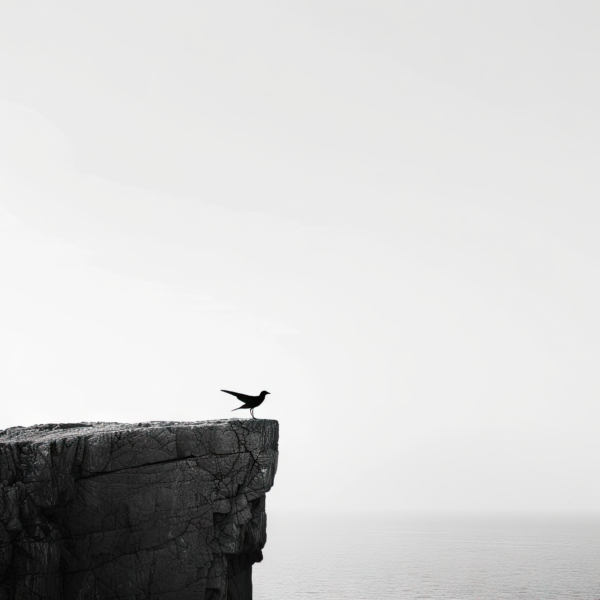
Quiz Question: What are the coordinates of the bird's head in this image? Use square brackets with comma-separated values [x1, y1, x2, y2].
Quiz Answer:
[261, 391, 270, 396]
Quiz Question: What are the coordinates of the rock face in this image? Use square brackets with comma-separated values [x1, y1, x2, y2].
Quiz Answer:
[0, 419, 278, 600]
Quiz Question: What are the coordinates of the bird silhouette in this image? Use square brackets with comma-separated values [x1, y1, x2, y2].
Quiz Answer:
[221, 389, 270, 419]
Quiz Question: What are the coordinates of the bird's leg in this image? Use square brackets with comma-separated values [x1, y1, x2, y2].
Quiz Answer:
[251, 408, 255, 419]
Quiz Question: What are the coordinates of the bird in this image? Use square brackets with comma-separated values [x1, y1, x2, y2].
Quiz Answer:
[221, 389, 270, 419]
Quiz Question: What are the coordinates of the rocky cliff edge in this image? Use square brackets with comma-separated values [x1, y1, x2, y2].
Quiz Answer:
[0, 419, 278, 600]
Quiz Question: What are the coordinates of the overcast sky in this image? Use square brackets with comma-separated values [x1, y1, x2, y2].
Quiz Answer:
[1, 1, 600, 512]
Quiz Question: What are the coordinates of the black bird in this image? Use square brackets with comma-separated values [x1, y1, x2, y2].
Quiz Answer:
[221, 389, 270, 419]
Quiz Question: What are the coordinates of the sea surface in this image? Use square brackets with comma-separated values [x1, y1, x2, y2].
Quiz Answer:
[254, 512, 600, 599]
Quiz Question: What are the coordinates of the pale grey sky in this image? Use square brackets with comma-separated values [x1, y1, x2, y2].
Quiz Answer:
[1, 1, 599, 512]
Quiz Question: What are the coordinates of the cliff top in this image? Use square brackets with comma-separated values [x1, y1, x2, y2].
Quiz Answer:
[0, 418, 278, 444]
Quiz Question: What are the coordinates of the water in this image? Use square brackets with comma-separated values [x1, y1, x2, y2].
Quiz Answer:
[254, 512, 600, 599]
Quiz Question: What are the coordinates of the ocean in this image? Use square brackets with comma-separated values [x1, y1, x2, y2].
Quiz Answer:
[254, 512, 600, 599]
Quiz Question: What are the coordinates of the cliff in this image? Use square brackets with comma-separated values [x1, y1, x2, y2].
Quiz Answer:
[0, 419, 278, 600]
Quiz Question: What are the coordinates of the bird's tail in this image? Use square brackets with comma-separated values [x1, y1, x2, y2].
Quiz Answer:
[231, 407, 244, 411]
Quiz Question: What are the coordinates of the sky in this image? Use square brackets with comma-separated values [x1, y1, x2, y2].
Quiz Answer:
[1, 1, 600, 512]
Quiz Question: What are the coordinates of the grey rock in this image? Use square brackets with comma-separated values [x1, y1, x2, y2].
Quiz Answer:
[0, 419, 278, 600]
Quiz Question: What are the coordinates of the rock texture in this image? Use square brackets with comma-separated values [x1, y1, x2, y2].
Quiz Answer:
[0, 419, 278, 600]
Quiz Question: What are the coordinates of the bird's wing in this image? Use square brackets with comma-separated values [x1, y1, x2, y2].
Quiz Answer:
[221, 390, 254, 403]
